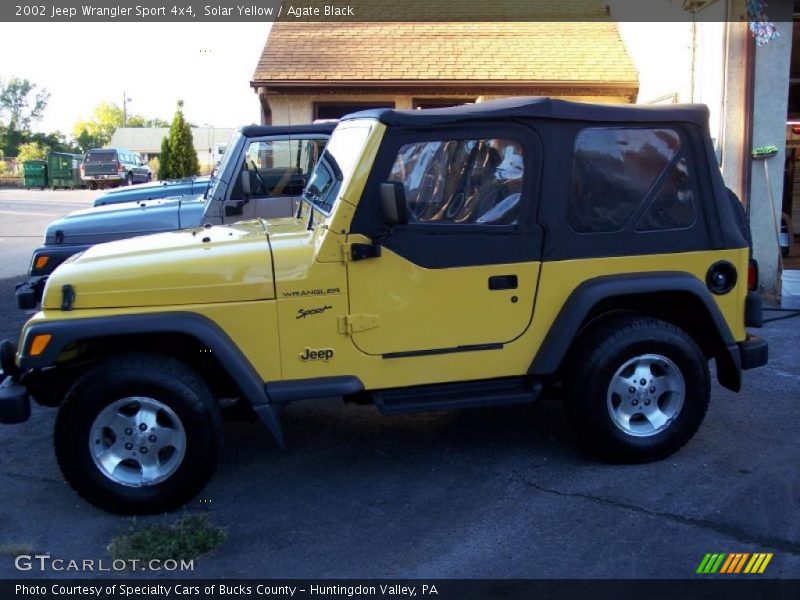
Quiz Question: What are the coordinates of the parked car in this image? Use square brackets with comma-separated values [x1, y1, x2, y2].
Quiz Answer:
[93, 176, 211, 207]
[0, 98, 767, 514]
[15, 123, 335, 308]
[80, 148, 152, 189]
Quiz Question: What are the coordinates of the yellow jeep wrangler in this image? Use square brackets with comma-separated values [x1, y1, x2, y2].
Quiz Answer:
[0, 98, 768, 514]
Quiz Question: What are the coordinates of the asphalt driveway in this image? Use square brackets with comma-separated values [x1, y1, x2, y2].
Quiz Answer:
[0, 272, 798, 579]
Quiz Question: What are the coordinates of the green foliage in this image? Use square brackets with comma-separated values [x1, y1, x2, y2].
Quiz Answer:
[165, 100, 199, 178]
[0, 542, 35, 557]
[72, 102, 169, 150]
[72, 102, 123, 149]
[75, 127, 99, 153]
[0, 77, 49, 131]
[148, 156, 160, 180]
[107, 514, 227, 563]
[17, 142, 48, 162]
[0, 77, 80, 158]
[128, 116, 170, 128]
[157, 136, 171, 180]
[2, 127, 79, 158]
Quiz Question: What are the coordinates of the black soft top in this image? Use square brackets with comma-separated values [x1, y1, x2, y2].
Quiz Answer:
[240, 122, 336, 138]
[342, 97, 710, 129]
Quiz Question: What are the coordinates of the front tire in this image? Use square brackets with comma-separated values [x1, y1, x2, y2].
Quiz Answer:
[563, 317, 710, 463]
[54, 353, 223, 514]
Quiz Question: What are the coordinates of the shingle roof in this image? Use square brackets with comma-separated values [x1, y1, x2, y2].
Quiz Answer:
[252, 22, 638, 87]
[108, 127, 237, 154]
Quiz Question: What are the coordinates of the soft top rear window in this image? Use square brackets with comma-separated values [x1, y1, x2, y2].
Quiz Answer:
[84, 150, 117, 162]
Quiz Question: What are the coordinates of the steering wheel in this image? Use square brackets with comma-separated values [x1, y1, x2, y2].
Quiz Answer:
[245, 160, 271, 197]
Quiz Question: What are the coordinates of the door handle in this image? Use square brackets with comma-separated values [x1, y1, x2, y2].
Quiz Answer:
[488, 275, 518, 290]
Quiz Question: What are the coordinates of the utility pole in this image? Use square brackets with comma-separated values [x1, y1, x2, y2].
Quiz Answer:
[122, 92, 132, 127]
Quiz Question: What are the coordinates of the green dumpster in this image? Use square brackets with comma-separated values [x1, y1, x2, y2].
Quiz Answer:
[22, 160, 47, 190]
[47, 152, 84, 189]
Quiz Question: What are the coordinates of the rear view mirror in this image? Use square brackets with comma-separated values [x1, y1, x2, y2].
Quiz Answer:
[380, 182, 408, 226]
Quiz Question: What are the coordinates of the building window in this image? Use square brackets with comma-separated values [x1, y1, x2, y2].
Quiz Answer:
[412, 98, 475, 110]
[313, 102, 395, 121]
[568, 128, 685, 234]
[389, 138, 525, 225]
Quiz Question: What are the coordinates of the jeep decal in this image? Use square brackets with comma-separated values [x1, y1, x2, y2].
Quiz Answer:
[299, 348, 335, 362]
[296, 305, 333, 319]
[282, 288, 340, 298]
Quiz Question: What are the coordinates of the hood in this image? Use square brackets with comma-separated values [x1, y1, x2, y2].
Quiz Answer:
[43, 220, 274, 310]
[95, 177, 211, 206]
[45, 195, 206, 245]
[262, 217, 334, 295]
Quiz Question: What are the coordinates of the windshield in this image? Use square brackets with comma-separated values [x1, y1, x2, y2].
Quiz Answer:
[205, 131, 243, 199]
[302, 124, 372, 215]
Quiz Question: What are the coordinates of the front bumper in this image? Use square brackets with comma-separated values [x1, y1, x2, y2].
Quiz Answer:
[0, 377, 30, 424]
[15, 276, 48, 310]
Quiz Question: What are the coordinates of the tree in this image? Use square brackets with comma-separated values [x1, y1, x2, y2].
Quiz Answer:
[0, 77, 51, 156]
[17, 141, 47, 162]
[127, 115, 170, 128]
[166, 100, 199, 178]
[0, 77, 49, 131]
[72, 102, 124, 149]
[158, 136, 171, 180]
[75, 127, 100, 153]
[72, 102, 170, 151]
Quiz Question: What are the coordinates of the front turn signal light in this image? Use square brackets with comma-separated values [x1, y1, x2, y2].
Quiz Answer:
[30, 334, 52, 357]
[34, 256, 49, 270]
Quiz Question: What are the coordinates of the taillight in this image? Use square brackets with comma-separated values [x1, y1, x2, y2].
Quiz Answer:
[748, 259, 759, 291]
[79, 164, 84, 174]
[117, 163, 125, 173]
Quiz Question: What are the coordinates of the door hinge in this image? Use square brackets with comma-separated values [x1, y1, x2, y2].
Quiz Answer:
[341, 242, 381, 262]
[338, 314, 381, 334]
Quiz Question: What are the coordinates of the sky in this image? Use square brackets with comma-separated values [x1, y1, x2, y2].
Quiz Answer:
[0, 22, 272, 136]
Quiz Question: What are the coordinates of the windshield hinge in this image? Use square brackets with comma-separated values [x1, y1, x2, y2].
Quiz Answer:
[338, 314, 381, 335]
[341, 242, 381, 262]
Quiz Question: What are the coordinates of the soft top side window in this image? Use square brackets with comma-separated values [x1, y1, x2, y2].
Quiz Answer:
[388, 138, 525, 226]
[568, 128, 696, 234]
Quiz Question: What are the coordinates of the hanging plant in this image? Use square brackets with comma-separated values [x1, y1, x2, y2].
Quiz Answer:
[747, 0, 780, 46]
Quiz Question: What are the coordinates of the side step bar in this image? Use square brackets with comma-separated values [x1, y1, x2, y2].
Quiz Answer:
[372, 377, 542, 416]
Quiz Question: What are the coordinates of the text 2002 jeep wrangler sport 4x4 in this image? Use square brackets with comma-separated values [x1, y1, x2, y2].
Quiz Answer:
[0, 98, 767, 514]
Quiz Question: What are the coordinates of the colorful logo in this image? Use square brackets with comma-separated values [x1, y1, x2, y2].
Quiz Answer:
[696, 552, 773, 574]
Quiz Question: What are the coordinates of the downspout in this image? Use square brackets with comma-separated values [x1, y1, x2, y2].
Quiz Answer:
[719, 15, 729, 166]
[743, 25, 756, 214]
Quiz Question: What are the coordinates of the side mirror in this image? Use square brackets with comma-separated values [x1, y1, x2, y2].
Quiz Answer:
[380, 181, 408, 226]
[240, 170, 251, 198]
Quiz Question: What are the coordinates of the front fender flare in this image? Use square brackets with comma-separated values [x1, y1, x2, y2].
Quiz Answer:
[19, 312, 283, 445]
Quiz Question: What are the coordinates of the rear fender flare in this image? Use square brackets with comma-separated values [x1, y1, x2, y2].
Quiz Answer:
[529, 272, 737, 386]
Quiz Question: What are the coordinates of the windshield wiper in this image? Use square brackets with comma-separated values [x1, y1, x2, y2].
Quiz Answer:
[304, 192, 321, 230]
[307, 204, 315, 230]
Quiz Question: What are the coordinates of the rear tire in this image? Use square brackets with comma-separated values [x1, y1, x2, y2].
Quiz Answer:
[563, 317, 710, 462]
[125, 172, 133, 186]
[54, 353, 223, 514]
